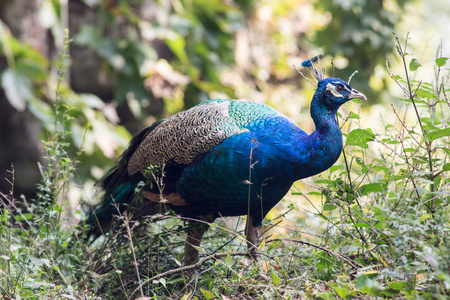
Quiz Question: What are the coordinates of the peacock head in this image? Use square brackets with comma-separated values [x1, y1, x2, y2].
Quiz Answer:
[301, 56, 367, 112]
[317, 77, 367, 111]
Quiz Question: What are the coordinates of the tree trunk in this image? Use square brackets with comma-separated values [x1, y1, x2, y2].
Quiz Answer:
[0, 0, 48, 202]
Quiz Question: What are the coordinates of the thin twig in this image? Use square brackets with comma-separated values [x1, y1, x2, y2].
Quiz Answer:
[260, 219, 283, 237]
[124, 213, 144, 298]
[390, 104, 426, 150]
[341, 151, 368, 245]
[266, 238, 362, 269]
[129, 251, 249, 299]
[386, 60, 408, 96]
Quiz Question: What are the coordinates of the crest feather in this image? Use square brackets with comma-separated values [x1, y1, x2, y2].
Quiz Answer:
[301, 55, 325, 82]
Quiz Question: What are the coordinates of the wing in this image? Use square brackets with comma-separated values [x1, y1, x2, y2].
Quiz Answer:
[127, 99, 282, 176]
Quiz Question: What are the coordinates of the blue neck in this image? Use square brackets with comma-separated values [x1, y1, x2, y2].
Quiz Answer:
[310, 94, 340, 129]
[290, 97, 343, 180]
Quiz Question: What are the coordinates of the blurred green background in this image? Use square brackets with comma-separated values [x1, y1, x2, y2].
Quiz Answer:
[0, 0, 448, 204]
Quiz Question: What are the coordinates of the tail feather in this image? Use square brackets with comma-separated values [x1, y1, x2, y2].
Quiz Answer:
[85, 120, 165, 238]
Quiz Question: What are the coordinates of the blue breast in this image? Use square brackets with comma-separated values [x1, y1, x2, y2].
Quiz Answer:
[172, 115, 310, 221]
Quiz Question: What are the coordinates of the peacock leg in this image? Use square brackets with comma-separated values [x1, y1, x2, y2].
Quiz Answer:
[184, 215, 216, 265]
[245, 214, 261, 261]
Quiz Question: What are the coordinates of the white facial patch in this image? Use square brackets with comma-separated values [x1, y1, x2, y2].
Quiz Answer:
[326, 82, 351, 98]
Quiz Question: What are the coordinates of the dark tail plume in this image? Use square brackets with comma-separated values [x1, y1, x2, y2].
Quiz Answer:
[85, 120, 165, 238]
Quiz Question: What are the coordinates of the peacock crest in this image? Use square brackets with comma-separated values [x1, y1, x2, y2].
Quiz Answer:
[301, 55, 325, 82]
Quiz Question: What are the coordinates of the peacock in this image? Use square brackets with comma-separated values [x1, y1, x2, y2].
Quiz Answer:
[86, 56, 366, 265]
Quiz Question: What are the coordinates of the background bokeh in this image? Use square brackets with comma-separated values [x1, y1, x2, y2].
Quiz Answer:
[0, 0, 448, 204]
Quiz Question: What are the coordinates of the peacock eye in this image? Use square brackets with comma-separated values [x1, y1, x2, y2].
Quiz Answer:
[335, 84, 344, 93]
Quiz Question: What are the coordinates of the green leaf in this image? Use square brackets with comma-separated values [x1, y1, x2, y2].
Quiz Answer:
[358, 183, 387, 195]
[38, 0, 57, 28]
[323, 202, 337, 211]
[307, 191, 322, 196]
[372, 166, 390, 173]
[409, 58, 422, 71]
[331, 285, 352, 298]
[97, 39, 124, 70]
[165, 31, 188, 64]
[316, 291, 336, 299]
[404, 147, 418, 153]
[329, 164, 344, 174]
[355, 157, 366, 167]
[27, 97, 53, 125]
[159, 278, 166, 287]
[356, 275, 382, 296]
[426, 128, 450, 141]
[1, 68, 33, 111]
[347, 111, 361, 119]
[415, 88, 436, 99]
[415, 177, 434, 184]
[419, 214, 432, 222]
[74, 25, 101, 47]
[387, 281, 407, 291]
[443, 163, 450, 172]
[200, 289, 215, 300]
[353, 222, 371, 228]
[346, 128, 375, 148]
[258, 238, 266, 251]
[440, 147, 450, 156]
[435, 57, 449, 67]
[15, 213, 33, 221]
[181, 292, 192, 300]
[382, 288, 401, 297]
[225, 252, 232, 266]
[268, 240, 281, 251]
[271, 268, 281, 286]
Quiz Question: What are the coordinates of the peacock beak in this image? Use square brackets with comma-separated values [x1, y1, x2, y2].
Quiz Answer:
[348, 89, 367, 101]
